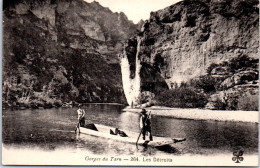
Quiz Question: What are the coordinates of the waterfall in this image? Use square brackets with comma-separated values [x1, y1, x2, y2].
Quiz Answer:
[120, 36, 142, 107]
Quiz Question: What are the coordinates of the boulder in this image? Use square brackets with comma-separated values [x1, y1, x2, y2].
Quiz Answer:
[220, 70, 258, 89]
[206, 84, 258, 110]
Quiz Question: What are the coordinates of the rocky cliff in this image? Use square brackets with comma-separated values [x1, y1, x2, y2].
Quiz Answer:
[121, 0, 259, 110]
[3, 0, 139, 108]
[139, 0, 258, 85]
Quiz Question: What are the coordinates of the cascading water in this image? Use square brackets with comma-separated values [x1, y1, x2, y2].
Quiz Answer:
[120, 36, 142, 107]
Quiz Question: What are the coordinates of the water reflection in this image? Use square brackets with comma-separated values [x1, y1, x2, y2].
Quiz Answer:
[2, 105, 258, 156]
[118, 112, 140, 131]
[152, 116, 258, 155]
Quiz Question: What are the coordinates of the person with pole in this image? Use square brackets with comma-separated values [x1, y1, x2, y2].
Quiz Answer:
[75, 104, 85, 133]
[139, 109, 153, 141]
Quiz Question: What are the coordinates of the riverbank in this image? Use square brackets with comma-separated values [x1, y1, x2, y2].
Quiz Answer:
[2, 102, 125, 110]
[122, 106, 258, 123]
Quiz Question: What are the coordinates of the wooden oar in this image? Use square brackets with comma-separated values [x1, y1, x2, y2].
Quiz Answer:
[136, 110, 151, 147]
[136, 127, 144, 146]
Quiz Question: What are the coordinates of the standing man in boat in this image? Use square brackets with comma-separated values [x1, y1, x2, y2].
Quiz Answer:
[75, 104, 85, 133]
[140, 109, 153, 141]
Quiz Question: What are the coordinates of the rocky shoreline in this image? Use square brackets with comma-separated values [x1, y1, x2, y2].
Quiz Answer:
[2, 101, 125, 111]
[123, 106, 258, 123]
[2, 101, 69, 110]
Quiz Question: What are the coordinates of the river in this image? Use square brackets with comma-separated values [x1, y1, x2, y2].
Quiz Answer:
[2, 104, 258, 165]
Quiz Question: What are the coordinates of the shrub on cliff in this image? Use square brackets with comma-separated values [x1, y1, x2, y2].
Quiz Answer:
[155, 55, 258, 110]
[212, 98, 227, 110]
[237, 91, 258, 111]
[189, 75, 220, 93]
[155, 87, 207, 108]
[229, 55, 259, 72]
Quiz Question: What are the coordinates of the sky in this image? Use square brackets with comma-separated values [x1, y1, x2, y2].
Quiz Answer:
[85, 0, 181, 23]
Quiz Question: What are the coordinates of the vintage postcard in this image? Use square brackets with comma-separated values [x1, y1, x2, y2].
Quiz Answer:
[2, 0, 259, 166]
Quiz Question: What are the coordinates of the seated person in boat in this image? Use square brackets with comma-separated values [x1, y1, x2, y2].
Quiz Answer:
[75, 104, 85, 133]
[140, 109, 153, 141]
[110, 128, 128, 137]
[115, 128, 128, 137]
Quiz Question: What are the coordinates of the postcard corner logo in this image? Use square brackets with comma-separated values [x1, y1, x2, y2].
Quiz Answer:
[232, 150, 244, 163]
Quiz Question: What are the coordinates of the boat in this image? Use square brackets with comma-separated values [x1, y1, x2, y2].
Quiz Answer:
[78, 123, 186, 147]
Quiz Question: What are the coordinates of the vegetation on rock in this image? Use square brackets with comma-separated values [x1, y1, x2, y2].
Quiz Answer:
[121, 0, 258, 111]
[2, 0, 139, 109]
[3, 0, 259, 111]
[155, 55, 258, 111]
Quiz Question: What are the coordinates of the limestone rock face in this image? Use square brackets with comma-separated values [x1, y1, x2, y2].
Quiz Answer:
[120, 0, 259, 109]
[205, 84, 258, 110]
[204, 55, 259, 110]
[120, 36, 169, 103]
[3, 0, 139, 107]
[136, 19, 145, 31]
[220, 69, 258, 90]
[134, 0, 259, 85]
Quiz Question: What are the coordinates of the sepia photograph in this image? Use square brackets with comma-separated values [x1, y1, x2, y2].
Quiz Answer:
[2, 0, 259, 166]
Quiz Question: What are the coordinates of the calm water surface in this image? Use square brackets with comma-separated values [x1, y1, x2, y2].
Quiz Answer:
[2, 104, 258, 156]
